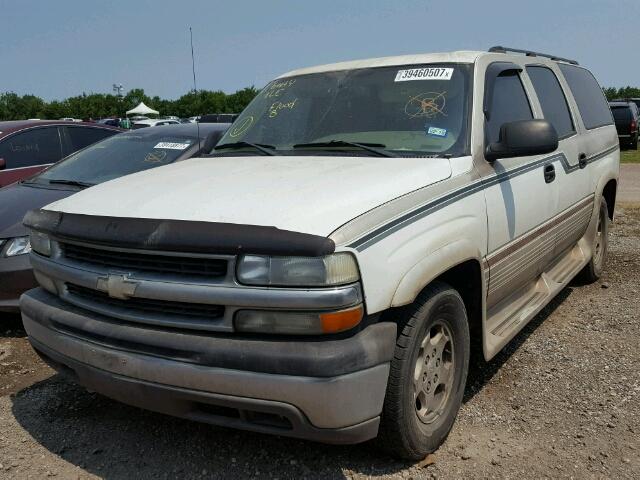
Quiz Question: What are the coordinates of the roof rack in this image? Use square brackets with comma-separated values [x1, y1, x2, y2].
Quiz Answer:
[488, 46, 579, 65]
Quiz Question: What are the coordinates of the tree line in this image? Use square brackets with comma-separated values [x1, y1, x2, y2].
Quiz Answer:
[602, 86, 640, 101]
[0, 87, 259, 121]
[1, 85, 639, 121]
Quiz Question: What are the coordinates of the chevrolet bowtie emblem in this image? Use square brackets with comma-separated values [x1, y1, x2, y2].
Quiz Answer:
[96, 274, 139, 300]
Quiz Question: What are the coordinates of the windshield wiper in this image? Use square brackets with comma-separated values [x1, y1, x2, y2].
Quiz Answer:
[47, 179, 95, 188]
[293, 140, 397, 157]
[214, 142, 277, 156]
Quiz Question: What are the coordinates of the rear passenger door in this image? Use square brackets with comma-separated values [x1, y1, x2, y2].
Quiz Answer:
[61, 126, 118, 157]
[0, 126, 64, 187]
[555, 64, 617, 255]
[525, 65, 590, 257]
[480, 64, 559, 309]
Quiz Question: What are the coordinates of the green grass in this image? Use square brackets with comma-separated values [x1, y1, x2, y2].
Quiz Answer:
[621, 149, 640, 163]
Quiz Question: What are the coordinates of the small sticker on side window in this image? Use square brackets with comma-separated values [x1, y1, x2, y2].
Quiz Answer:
[154, 142, 191, 150]
[426, 126, 448, 138]
[395, 68, 453, 82]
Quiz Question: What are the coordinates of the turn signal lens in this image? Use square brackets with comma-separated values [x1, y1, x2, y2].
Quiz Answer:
[320, 306, 364, 333]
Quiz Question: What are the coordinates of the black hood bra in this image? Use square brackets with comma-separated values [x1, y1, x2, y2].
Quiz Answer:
[23, 209, 336, 257]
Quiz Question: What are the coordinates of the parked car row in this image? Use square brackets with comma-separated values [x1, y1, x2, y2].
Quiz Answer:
[0, 120, 121, 187]
[96, 114, 239, 129]
[0, 122, 229, 311]
[11, 47, 619, 459]
[132, 118, 181, 129]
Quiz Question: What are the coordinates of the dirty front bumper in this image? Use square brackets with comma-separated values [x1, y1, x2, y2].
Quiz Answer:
[21, 288, 396, 444]
[0, 253, 36, 312]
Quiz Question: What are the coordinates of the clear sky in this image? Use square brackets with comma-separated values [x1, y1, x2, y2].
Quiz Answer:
[1, 0, 638, 100]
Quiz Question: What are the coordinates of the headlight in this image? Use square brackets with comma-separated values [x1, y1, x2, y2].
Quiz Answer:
[237, 253, 359, 287]
[29, 231, 51, 256]
[3, 236, 31, 257]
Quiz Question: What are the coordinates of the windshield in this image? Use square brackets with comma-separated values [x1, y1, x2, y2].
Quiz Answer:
[31, 132, 198, 186]
[216, 63, 472, 156]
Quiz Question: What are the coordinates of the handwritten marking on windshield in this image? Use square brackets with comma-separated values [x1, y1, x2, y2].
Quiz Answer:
[404, 92, 447, 119]
[263, 79, 297, 99]
[229, 115, 254, 137]
[269, 98, 298, 118]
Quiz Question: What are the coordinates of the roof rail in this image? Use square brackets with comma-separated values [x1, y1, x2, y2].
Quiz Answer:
[488, 46, 579, 65]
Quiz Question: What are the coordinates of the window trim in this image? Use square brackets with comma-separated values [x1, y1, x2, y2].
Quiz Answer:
[525, 64, 577, 141]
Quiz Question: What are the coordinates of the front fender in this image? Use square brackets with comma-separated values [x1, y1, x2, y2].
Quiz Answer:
[390, 239, 485, 307]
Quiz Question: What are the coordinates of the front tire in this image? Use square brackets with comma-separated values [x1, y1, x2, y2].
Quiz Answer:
[577, 197, 609, 283]
[378, 282, 470, 460]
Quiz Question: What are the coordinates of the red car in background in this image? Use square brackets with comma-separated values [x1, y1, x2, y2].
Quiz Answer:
[0, 120, 121, 187]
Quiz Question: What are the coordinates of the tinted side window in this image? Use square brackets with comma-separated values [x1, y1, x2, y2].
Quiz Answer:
[64, 127, 117, 154]
[526, 66, 575, 138]
[0, 127, 62, 168]
[486, 72, 533, 144]
[558, 64, 613, 130]
[611, 106, 632, 124]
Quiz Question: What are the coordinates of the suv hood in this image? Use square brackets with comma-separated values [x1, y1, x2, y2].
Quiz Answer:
[43, 156, 452, 237]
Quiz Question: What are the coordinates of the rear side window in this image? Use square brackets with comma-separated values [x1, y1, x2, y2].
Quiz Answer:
[0, 127, 63, 168]
[486, 72, 533, 144]
[558, 64, 613, 130]
[611, 106, 632, 123]
[526, 66, 575, 138]
[64, 126, 118, 155]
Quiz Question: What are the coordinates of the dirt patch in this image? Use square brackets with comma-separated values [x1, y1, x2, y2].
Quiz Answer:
[0, 207, 638, 479]
[0, 316, 54, 397]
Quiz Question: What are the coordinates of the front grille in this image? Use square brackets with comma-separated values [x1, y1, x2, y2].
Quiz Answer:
[61, 242, 228, 277]
[66, 283, 225, 319]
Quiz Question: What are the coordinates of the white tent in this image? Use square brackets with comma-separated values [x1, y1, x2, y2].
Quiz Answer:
[126, 102, 159, 116]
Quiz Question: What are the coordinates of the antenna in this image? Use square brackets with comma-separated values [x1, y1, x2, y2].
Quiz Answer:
[190, 27, 202, 153]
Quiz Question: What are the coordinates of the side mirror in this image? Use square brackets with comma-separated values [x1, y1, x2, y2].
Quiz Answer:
[0, 158, 5, 170]
[485, 119, 558, 162]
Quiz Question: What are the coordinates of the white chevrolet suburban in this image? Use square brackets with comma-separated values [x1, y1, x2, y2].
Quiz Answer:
[21, 47, 619, 459]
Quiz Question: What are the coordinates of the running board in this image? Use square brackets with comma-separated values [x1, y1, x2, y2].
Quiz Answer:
[484, 239, 590, 359]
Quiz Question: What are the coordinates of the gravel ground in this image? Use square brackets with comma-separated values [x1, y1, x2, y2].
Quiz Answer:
[0, 205, 638, 479]
[619, 164, 640, 204]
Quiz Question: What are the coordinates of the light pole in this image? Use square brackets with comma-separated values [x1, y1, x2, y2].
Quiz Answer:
[112, 84, 125, 127]
[112, 83, 124, 97]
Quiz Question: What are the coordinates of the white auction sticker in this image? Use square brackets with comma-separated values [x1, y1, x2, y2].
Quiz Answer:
[154, 142, 191, 150]
[395, 67, 453, 82]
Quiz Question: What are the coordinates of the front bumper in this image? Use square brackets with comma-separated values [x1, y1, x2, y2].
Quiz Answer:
[0, 253, 36, 312]
[21, 288, 396, 444]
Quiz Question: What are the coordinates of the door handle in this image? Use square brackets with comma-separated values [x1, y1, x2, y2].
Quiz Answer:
[544, 164, 556, 183]
[578, 153, 588, 169]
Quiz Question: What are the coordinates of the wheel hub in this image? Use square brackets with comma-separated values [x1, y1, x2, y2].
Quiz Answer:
[413, 321, 454, 424]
